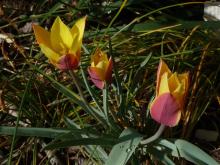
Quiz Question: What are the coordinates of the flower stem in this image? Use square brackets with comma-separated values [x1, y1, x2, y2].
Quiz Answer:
[103, 82, 109, 124]
[140, 124, 166, 145]
[69, 70, 109, 128]
[69, 70, 87, 103]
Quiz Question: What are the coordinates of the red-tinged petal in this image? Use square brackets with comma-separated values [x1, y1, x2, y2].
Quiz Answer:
[57, 54, 79, 70]
[88, 67, 105, 89]
[105, 57, 113, 83]
[69, 49, 80, 63]
[150, 93, 181, 127]
[89, 67, 105, 81]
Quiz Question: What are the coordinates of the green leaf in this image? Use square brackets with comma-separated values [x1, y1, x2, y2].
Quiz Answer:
[158, 139, 219, 165]
[63, 116, 108, 163]
[0, 126, 69, 138]
[105, 128, 143, 165]
[44, 137, 117, 150]
[147, 146, 175, 165]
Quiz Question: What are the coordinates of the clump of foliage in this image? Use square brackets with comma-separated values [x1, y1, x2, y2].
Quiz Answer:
[0, 0, 219, 164]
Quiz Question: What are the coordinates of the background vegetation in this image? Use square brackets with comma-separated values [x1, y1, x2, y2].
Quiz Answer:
[0, 0, 219, 164]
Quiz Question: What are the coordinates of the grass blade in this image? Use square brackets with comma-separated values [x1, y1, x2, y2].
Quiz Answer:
[32, 65, 107, 126]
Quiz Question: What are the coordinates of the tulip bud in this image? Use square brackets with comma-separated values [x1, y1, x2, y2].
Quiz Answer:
[88, 49, 112, 89]
[150, 59, 189, 127]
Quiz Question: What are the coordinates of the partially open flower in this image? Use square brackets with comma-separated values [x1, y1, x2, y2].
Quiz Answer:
[33, 16, 86, 70]
[88, 49, 112, 89]
[150, 59, 189, 127]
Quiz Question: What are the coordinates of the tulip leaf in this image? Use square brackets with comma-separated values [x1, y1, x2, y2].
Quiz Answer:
[158, 139, 219, 165]
[63, 116, 108, 163]
[0, 126, 102, 139]
[132, 20, 220, 32]
[44, 137, 117, 150]
[105, 128, 143, 165]
[0, 126, 69, 138]
[147, 147, 175, 165]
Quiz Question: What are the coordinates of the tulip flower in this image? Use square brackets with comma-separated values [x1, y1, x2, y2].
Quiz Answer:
[88, 49, 112, 89]
[150, 59, 189, 127]
[33, 16, 86, 70]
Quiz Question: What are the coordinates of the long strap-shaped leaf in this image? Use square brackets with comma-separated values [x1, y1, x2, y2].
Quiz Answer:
[64, 116, 108, 163]
[105, 128, 143, 165]
[158, 139, 219, 165]
[0, 126, 96, 138]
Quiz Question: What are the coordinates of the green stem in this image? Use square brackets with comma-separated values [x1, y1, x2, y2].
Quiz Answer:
[69, 70, 87, 103]
[80, 67, 103, 112]
[140, 124, 165, 145]
[69, 70, 107, 128]
[103, 82, 109, 124]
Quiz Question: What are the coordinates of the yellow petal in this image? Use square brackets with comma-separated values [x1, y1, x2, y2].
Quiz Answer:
[91, 61, 95, 67]
[174, 72, 189, 108]
[217, 96, 220, 105]
[168, 72, 180, 93]
[172, 83, 184, 102]
[169, 73, 186, 108]
[70, 16, 86, 53]
[50, 17, 73, 53]
[96, 61, 108, 71]
[39, 44, 60, 63]
[158, 72, 170, 95]
[178, 72, 189, 94]
[91, 49, 108, 65]
[156, 59, 171, 95]
[33, 24, 51, 47]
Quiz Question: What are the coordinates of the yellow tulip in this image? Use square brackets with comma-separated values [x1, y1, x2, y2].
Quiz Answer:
[33, 16, 86, 70]
[150, 59, 189, 127]
[88, 49, 112, 89]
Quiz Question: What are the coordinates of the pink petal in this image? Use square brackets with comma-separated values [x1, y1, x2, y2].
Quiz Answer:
[150, 93, 181, 127]
[88, 67, 105, 89]
[57, 54, 79, 70]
